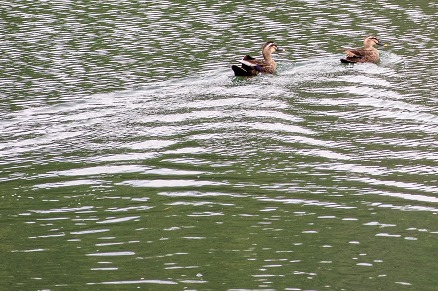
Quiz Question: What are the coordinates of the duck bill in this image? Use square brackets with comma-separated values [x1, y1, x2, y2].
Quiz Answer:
[276, 47, 286, 52]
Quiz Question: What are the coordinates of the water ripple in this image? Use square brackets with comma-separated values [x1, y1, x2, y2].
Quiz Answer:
[2, 1, 438, 290]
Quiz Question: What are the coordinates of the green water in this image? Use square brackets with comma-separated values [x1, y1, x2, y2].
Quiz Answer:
[1, 0, 437, 290]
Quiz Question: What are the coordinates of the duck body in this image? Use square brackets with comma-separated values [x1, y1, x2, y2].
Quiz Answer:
[341, 36, 384, 64]
[232, 41, 283, 76]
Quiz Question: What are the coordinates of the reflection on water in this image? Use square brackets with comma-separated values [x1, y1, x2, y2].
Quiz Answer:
[1, 0, 438, 290]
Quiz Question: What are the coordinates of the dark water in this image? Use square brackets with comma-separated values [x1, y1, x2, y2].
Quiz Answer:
[1, 0, 437, 290]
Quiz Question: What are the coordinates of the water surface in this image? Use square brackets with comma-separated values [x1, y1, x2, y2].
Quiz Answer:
[1, 0, 437, 290]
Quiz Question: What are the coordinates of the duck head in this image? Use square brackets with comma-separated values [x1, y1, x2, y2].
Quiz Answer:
[364, 36, 385, 48]
[262, 41, 285, 54]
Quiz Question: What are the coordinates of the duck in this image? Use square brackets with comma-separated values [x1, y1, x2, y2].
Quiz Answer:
[232, 41, 284, 76]
[340, 36, 386, 64]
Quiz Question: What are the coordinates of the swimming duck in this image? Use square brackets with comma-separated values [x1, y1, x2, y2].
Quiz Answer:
[232, 41, 284, 76]
[340, 36, 386, 64]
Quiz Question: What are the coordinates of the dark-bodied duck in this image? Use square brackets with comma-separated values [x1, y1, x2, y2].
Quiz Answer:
[232, 41, 284, 76]
[341, 36, 387, 64]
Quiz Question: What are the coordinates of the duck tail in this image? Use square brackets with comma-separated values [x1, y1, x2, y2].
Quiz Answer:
[232, 65, 252, 76]
[340, 58, 356, 64]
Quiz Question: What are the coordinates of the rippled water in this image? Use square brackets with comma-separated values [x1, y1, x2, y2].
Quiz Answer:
[1, 0, 437, 290]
